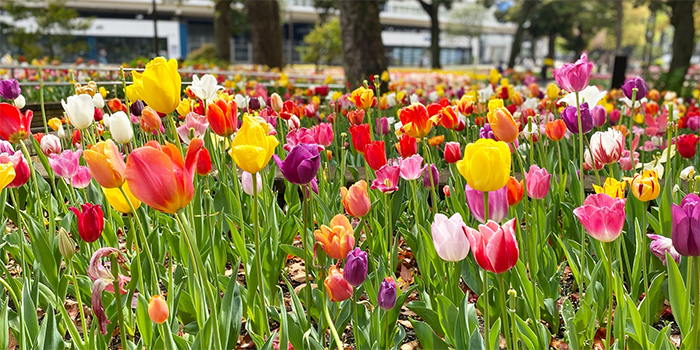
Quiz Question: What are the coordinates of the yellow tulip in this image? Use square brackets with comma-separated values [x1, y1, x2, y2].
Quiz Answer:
[48, 118, 62, 131]
[628, 170, 660, 202]
[457, 138, 511, 192]
[0, 163, 16, 190]
[351, 86, 374, 110]
[229, 115, 279, 174]
[593, 178, 626, 199]
[103, 181, 141, 213]
[99, 86, 108, 99]
[381, 71, 390, 82]
[132, 57, 181, 114]
[487, 106, 519, 143]
[488, 99, 504, 112]
[176, 99, 192, 117]
[546, 83, 560, 100]
[489, 69, 501, 85]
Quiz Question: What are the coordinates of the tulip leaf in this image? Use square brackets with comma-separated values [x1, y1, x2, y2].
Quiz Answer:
[406, 301, 443, 337]
[468, 327, 486, 350]
[224, 213, 248, 265]
[37, 306, 65, 350]
[436, 295, 458, 345]
[135, 293, 153, 346]
[514, 314, 537, 350]
[221, 273, 243, 350]
[409, 319, 450, 350]
[0, 297, 8, 350]
[666, 252, 691, 337]
[561, 298, 581, 350]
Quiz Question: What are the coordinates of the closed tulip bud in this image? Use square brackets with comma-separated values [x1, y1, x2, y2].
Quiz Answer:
[287, 115, 300, 129]
[590, 128, 624, 165]
[467, 218, 519, 274]
[0, 79, 21, 100]
[545, 120, 567, 142]
[677, 134, 699, 159]
[457, 138, 511, 192]
[561, 103, 594, 134]
[148, 295, 169, 324]
[69, 203, 104, 243]
[108, 111, 133, 144]
[347, 109, 365, 125]
[553, 53, 592, 93]
[672, 194, 700, 256]
[92, 93, 105, 109]
[377, 116, 390, 135]
[241, 171, 263, 196]
[487, 105, 519, 143]
[94, 107, 104, 123]
[629, 170, 660, 202]
[312, 123, 334, 148]
[377, 277, 397, 310]
[314, 214, 355, 260]
[13, 95, 25, 109]
[423, 163, 439, 188]
[621, 77, 648, 100]
[609, 109, 621, 125]
[574, 194, 626, 242]
[443, 142, 462, 164]
[443, 185, 450, 197]
[206, 99, 238, 137]
[0, 103, 33, 143]
[131, 100, 145, 117]
[57, 227, 75, 259]
[340, 180, 371, 217]
[196, 148, 212, 176]
[83, 140, 127, 188]
[647, 234, 680, 266]
[270, 93, 283, 112]
[363, 141, 387, 171]
[273, 143, 320, 185]
[506, 177, 524, 206]
[591, 105, 607, 127]
[40, 134, 61, 156]
[229, 115, 279, 174]
[431, 213, 471, 261]
[140, 106, 162, 133]
[324, 266, 353, 302]
[48, 117, 62, 131]
[107, 98, 123, 113]
[524, 165, 551, 199]
[344, 248, 368, 286]
[466, 183, 508, 223]
[546, 83, 560, 100]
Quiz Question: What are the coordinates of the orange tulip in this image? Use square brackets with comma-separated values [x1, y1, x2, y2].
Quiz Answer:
[148, 295, 169, 324]
[324, 266, 353, 302]
[428, 135, 445, 147]
[314, 214, 355, 259]
[506, 176, 524, 206]
[351, 86, 374, 110]
[140, 106, 162, 133]
[545, 120, 567, 142]
[398, 103, 433, 139]
[125, 138, 207, 213]
[83, 140, 126, 188]
[487, 106, 519, 143]
[430, 106, 459, 130]
[340, 180, 371, 217]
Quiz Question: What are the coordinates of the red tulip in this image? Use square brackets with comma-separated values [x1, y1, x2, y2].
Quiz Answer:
[349, 124, 371, 155]
[69, 203, 104, 243]
[467, 218, 519, 274]
[0, 103, 32, 143]
[395, 134, 417, 158]
[196, 148, 212, 176]
[677, 134, 699, 159]
[443, 141, 462, 164]
[206, 99, 238, 137]
[363, 141, 387, 171]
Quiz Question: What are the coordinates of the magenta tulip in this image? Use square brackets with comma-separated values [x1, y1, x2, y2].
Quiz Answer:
[553, 53, 593, 93]
[573, 193, 626, 242]
[524, 165, 551, 199]
[465, 183, 508, 224]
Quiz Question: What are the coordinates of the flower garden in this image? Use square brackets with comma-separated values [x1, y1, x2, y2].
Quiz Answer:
[0, 54, 698, 349]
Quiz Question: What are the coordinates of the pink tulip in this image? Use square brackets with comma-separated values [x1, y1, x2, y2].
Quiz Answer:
[177, 112, 209, 144]
[573, 193, 626, 242]
[431, 213, 471, 262]
[647, 234, 680, 266]
[285, 127, 316, 152]
[371, 164, 399, 193]
[524, 165, 551, 199]
[467, 218, 519, 274]
[0, 150, 29, 188]
[71, 166, 92, 189]
[590, 129, 624, 165]
[312, 123, 334, 148]
[465, 183, 508, 224]
[399, 154, 425, 181]
[553, 53, 593, 93]
[49, 149, 82, 180]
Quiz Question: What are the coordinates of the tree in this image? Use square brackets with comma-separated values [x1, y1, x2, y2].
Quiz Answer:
[297, 18, 342, 70]
[506, 0, 541, 68]
[214, 0, 232, 63]
[246, 0, 284, 69]
[526, 1, 580, 61]
[417, 0, 453, 69]
[338, 0, 388, 89]
[1, 0, 92, 60]
[313, 0, 338, 24]
[663, 0, 695, 92]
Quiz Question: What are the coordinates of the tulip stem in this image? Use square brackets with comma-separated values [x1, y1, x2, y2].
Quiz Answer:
[110, 253, 129, 349]
[628, 89, 638, 174]
[498, 273, 513, 350]
[482, 191, 490, 349]
[604, 242, 614, 350]
[19, 141, 44, 218]
[640, 208, 650, 329]
[302, 184, 312, 326]
[119, 186, 158, 296]
[583, 136, 601, 186]
[557, 141, 564, 198]
[251, 174, 270, 337]
[68, 259, 88, 343]
[423, 141, 439, 215]
[159, 323, 168, 350]
[693, 256, 700, 350]
[323, 292, 344, 350]
[9, 188, 27, 349]
[575, 91, 587, 293]
[352, 288, 360, 348]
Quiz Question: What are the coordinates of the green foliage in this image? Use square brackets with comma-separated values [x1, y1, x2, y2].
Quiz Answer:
[297, 18, 342, 68]
[184, 43, 230, 67]
[0, 0, 93, 60]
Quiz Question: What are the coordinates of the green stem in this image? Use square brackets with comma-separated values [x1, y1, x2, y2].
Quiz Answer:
[302, 185, 312, 325]
[68, 259, 88, 342]
[482, 191, 490, 349]
[38, 68, 48, 134]
[693, 257, 700, 350]
[119, 186, 157, 296]
[498, 274, 513, 350]
[110, 254, 129, 348]
[583, 136, 601, 186]
[641, 208, 649, 328]
[604, 242, 614, 350]
[159, 323, 168, 350]
[251, 174, 269, 337]
[323, 296, 344, 350]
[628, 89, 638, 174]
[352, 288, 360, 348]
[574, 91, 587, 293]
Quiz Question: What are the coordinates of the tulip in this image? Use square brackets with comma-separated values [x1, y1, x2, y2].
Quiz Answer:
[70, 166, 91, 189]
[62, 95, 95, 130]
[49, 149, 82, 180]
[465, 183, 508, 223]
[314, 214, 355, 260]
[195, 148, 212, 176]
[553, 53, 593, 93]
[344, 248, 368, 286]
[443, 142, 461, 164]
[57, 227, 75, 259]
[347, 109, 365, 125]
[270, 93, 283, 112]
[177, 112, 209, 144]
[103, 181, 141, 213]
[109, 111, 133, 144]
[241, 171, 263, 196]
[131, 100, 145, 117]
[40, 134, 61, 156]
[677, 134, 699, 159]
[573, 193, 626, 242]
[371, 164, 400, 193]
[591, 105, 607, 127]
[88, 248, 130, 335]
[13, 95, 25, 109]
[609, 109, 621, 125]
[83, 140, 126, 188]
[432, 106, 459, 130]
[107, 98, 123, 113]
[487, 105, 520, 143]
[525, 165, 551, 199]
[377, 277, 397, 310]
[0, 103, 32, 143]
[506, 177, 524, 206]
[0, 150, 29, 188]
[229, 115, 279, 174]
[671, 194, 700, 256]
[0, 162, 15, 190]
[545, 120, 567, 142]
[647, 234, 680, 266]
[423, 163, 439, 188]
[189, 74, 222, 102]
[457, 138, 511, 192]
[0, 79, 21, 100]
[125, 139, 206, 214]
[92, 93, 105, 109]
[395, 133, 417, 158]
[546, 83, 560, 100]
[561, 102, 593, 134]
[431, 213, 471, 261]
[273, 143, 320, 185]
[324, 266, 353, 302]
[592, 177, 626, 199]
[443, 185, 451, 197]
[341, 180, 371, 217]
[69, 203, 104, 243]
[131, 57, 181, 114]
[621, 77, 648, 100]
[312, 123, 334, 148]
[398, 103, 433, 138]
[348, 124, 372, 155]
[467, 218, 519, 274]
[364, 141, 387, 171]
[48, 117, 62, 131]
[351, 86, 374, 110]
[590, 128, 624, 165]
[148, 295, 170, 324]
[428, 135, 445, 148]
[140, 106, 162, 134]
[377, 116, 390, 135]
[629, 169, 660, 202]
[206, 98, 238, 137]
[399, 154, 424, 181]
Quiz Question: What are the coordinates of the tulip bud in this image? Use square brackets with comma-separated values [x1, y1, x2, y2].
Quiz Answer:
[148, 295, 169, 324]
[0, 79, 21, 100]
[57, 227, 75, 259]
[270, 93, 283, 112]
[40, 134, 61, 156]
[62, 94, 95, 130]
[443, 185, 450, 197]
[324, 266, 353, 302]
[591, 105, 607, 127]
[423, 163, 439, 189]
[431, 213, 471, 261]
[443, 142, 461, 164]
[140, 106, 162, 133]
[196, 148, 212, 176]
[92, 93, 105, 109]
[248, 96, 261, 110]
[69, 203, 104, 243]
[131, 100, 145, 117]
[94, 107, 104, 122]
[340, 180, 371, 217]
[109, 111, 133, 144]
[241, 171, 262, 196]
[343, 248, 368, 286]
[13, 95, 25, 109]
[377, 277, 397, 310]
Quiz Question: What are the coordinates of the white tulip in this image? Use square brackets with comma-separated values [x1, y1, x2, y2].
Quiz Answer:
[560, 85, 606, 107]
[92, 93, 105, 109]
[386, 93, 397, 107]
[190, 74, 223, 103]
[13, 95, 25, 109]
[235, 94, 247, 109]
[680, 166, 696, 181]
[109, 111, 133, 144]
[57, 125, 67, 139]
[62, 94, 95, 130]
[478, 85, 494, 101]
[409, 93, 419, 104]
[257, 96, 266, 109]
[40, 134, 61, 155]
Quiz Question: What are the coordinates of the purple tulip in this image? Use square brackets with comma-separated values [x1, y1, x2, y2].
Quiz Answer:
[377, 277, 397, 310]
[377, 117, 390, 136]
[621, 77, 648, 100]
[479, 123, 496, 140]
[130, 100, 145, 117]
[0, 79, 21, 100]
[49, 149, 82, 180]
[88, 247, 129, 335]
[423, 163, 439, 188]
[343, 248, 368, 286]
[671, 193, 700, 256]
[561, 102, 593, 134]
[273, 143, 321, 185]
[591, 105, 607, 127]
[553, 53, 593, 93]
[465, 183, 508, 223]
[647, 234, 680, 266]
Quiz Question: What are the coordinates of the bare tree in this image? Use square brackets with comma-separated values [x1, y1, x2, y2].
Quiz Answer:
[338, 0, 388, 89]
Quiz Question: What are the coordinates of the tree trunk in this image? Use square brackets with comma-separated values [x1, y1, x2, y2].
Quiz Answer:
[547, 31, 556, 60]
[214, 0, 232, 62]
[666, 0, 695, 92]
[642, 8, 656, 75]
[246, 0, 284, 69]
[615, 0, 623, 54]
[507, 0, 539, 69]
[430, 11, 441, 69]
[338, 0, 388, 89]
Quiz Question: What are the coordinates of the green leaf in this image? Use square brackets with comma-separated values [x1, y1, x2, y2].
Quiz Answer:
[409, 319, 450, 350]
[514, 315, 537, 350]
[436, 295, 458, 345]
[666, 254, 691, 337]
[561, 299, 580, 350]
[37, 307, 64, 350]
[136, 294, 153, 346]
[406, 301, 444, 337]
[0, 298, 8, 350]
